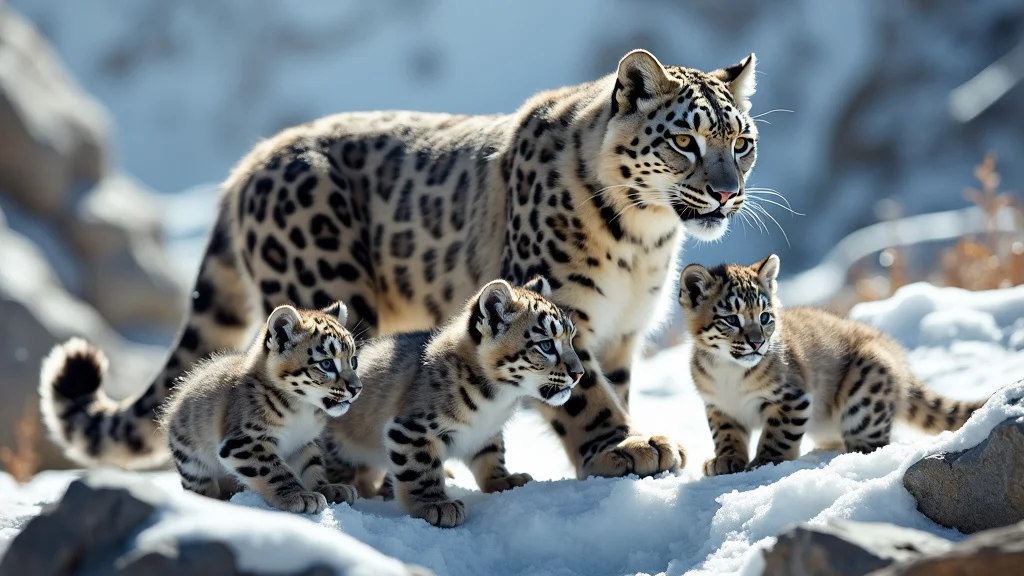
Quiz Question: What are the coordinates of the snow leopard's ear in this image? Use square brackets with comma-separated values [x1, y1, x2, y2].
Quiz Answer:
[521, 275, 553, 299]
[679, 264, 716, 309]
[322, 300, 348, 327]
[267, 305, 302, 351]
[755, 254, 780, 294]
[712, 53, 757, 112]
[613, 49, 676, 116]
[469, 280, 516, 343]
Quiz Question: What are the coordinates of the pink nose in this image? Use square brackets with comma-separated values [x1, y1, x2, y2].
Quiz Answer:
[716, 191, 736, 204]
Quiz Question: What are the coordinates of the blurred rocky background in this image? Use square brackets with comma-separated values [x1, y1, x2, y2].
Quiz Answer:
[0, 0, 1022, 469]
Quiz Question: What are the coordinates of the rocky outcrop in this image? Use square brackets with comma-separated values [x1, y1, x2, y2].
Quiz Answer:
[760, 518, 1024, 576]
[869, 520, 1024, 575]
[760, 520, 952, 576]
[0, 6, 185, 332]
[0, 470, 433, 576]
[903, 417, 1024, 534]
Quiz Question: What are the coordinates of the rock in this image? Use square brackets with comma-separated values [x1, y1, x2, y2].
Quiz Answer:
[0, 470, 433, 576]
[904, 417, 1024, 534]
[0, 221, 165, 470]
[0, 6, 109, 217]
[868, 520, 1024, 575]
[67, 173, 186, 329]
[761, 519, 952, 576]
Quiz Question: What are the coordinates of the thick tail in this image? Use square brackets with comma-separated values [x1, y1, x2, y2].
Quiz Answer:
[901, 379, 989, 433]
[38, 202, 256, 469]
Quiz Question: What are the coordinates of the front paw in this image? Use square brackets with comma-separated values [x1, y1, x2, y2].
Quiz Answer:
[581, 434, 686, 478]
[275, 490, 328, 514]
[316, 483, 357, 506]
[482, 473, 533, 494]
[703, 455, 748, 477]
[746, 454, 787, 471]
[410, 499, 467, 528]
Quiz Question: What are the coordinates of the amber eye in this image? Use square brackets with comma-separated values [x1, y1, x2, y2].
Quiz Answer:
[734, 136, 752, 155]
[672, 134, 695, 152]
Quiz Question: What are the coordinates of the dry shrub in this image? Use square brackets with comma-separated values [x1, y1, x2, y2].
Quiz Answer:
[842, 153, 1023, 310]
[0, 400, 42, 484]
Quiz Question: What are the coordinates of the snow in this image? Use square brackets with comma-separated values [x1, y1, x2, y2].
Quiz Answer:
[2, 282, 1021, 575]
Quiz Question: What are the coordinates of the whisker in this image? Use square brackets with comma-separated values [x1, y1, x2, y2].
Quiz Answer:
[751, 108, 794, 119]
[747, 196, 803, 216]
[750, 202, 791, 246]
[746, 188, 795, 210]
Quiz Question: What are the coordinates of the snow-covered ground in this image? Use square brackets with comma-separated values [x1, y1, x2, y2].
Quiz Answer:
[2, 282, 1022, 575]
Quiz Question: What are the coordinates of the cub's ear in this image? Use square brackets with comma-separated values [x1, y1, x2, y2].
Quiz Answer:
[613, 49, 676, 116]
[521, 275, 553, 299]
[474, 280, 516, 339]
[679, 264, 715, 309]
[267, 305, 302, 351]
[323, 300, 349, 326]
[711, 52, 757, 112]
[755, 254, 780, 294]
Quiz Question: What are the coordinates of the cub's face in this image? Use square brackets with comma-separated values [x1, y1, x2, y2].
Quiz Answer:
[265, 302, 361, 417]
[601, 49, 759, 241]
[470, 277, 584, 407]
[678, 254, 781, 368]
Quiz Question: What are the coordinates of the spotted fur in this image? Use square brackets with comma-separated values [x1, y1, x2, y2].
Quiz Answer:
[678, 254, 992, 476]
[39, 49, 759, 479]
[317, 277, 582, 527]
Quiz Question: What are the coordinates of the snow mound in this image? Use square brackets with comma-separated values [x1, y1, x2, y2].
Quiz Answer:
[2, 282, 1021, 575]
[851, 282, 1024, 349]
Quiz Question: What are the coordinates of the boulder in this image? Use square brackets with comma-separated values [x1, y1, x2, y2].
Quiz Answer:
[903, 417, 1024, 534]
[868, 520, 1024, 575]
[67, 173, 186, 328]
[0, 6, 109, 217]
[761, 519, 952, 576]
[0, 470, 433, 576]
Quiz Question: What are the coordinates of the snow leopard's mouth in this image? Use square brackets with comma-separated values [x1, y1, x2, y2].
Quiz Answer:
[322, 398, 352, 417]
[539, 384, 573, 406]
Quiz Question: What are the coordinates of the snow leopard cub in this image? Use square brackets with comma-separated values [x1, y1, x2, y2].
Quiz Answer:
[678, 254, 991, 476]
[319, 276, 584, 527]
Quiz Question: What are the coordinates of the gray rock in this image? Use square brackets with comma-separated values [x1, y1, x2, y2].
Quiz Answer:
[868, 520, 1024, 575]
[0, 6, 109, 217]
[68, 173, 186, 329]
[761, 519, 952, 576]
[0, 470, 434, 576]
[904, 416, 1024, 534]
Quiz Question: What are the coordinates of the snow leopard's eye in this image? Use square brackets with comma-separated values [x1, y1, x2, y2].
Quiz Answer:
[350, 356, 358, 370]
[537, 340, 554, 354]
[318, 359, 336, 372]
[759, 312, 773, 325]
[723, 315, 741, 328]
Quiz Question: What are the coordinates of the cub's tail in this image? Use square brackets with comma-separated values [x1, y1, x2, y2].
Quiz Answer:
[900, 379, 989, 433]
[39, 338, 168, 469]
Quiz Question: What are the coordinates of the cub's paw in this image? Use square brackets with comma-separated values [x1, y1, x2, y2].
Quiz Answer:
[275, 490, 328, 514]
[746, 455, 787, 471]
[581, 434, 685, 479]
[316, 483, 357, 506]
[482, 473, 533, 494]
[703, 455, 748, 477]
[410, 499, 467, 528]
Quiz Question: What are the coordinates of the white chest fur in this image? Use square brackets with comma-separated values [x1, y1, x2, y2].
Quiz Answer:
[701, 363, 766, 431]
[274, 403, 324, 459]
[448, 390, 520, 458]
